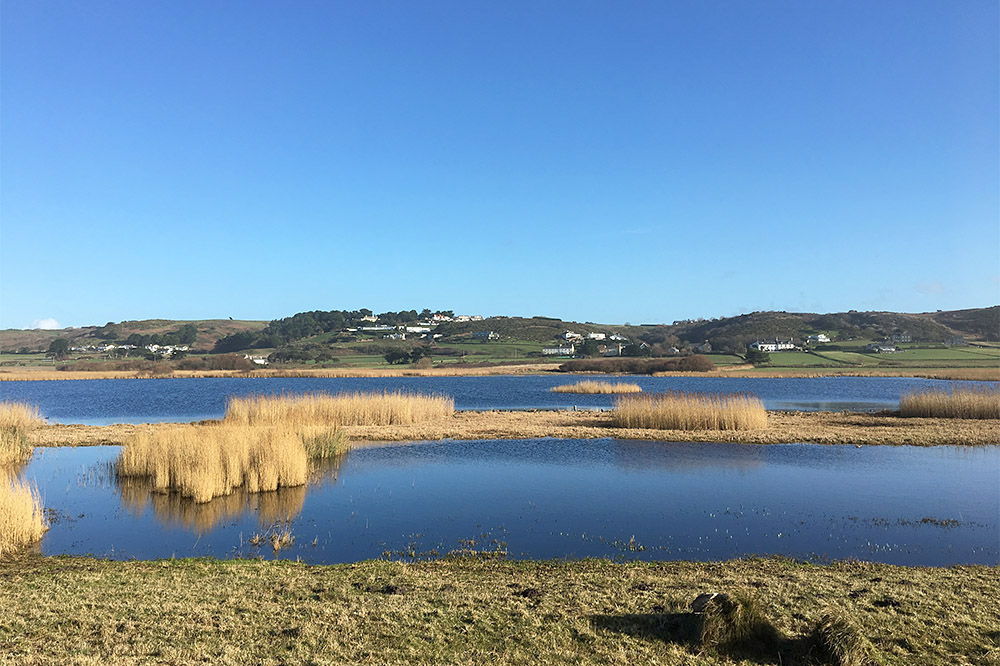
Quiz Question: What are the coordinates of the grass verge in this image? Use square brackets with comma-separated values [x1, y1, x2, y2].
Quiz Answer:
[0, 556, 995, 665]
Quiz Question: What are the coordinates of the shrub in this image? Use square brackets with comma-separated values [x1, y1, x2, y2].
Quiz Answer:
[808, 613, 874, 666]
[697, 591, 780, 653]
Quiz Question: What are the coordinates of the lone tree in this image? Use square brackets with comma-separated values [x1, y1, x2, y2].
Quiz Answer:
[384, 349, 411, 365]
[745, 349, 771, 366]
[47, 338, 70, 359]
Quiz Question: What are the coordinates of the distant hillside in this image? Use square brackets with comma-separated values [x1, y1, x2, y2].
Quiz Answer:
[929, 306, 1000, 341]
[3, 306, 995, 356]
[0, 319, 266, 353]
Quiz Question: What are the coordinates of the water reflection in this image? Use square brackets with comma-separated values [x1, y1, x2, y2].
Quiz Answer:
[115, 454, 348, 533]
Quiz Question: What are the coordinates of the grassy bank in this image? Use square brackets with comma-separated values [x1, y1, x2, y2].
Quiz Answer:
[28, 409, 1000, 448]
[0, 556, 995, 665]
[900, 386, 1000, 419]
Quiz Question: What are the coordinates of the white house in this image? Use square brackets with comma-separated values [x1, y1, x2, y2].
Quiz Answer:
[586, 332, 606, 341]
[359, 315, 378, 323]
[406, 326, 431, 333]
[383, 333, 406, 341]
[243, 354, 268, 365]
[749, 339, 796, 353]
[866, 343, 898, 353]
[608, 333, 628, 342]
[543, 344, 575, 356]
[806, 334, 831, 344]
[562, 331, 582, 341]
[473, 331, 500, 341]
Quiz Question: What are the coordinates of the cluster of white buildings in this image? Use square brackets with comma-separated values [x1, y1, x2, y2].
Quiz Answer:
[748, 340, 797, 353]
[561, 331, 628, 342]
[69, 343, 190, 356]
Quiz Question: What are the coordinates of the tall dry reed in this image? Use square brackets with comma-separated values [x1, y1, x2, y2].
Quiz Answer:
[899, 385, 1000, 419]
[0, 401, 45, 468]
[0, 470, 47, 556]
[224, 391, 454, 427]
[550, 381, 642, 394]
[117, 424, 311, 503]
[612, 391, 768, 431]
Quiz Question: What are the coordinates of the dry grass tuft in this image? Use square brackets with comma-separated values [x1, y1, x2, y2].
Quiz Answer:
[117, 424, 311, 503]
[612, 391, 767, 431]
[899, 385, 1000, 419]
[0, 402, 45, 468]
[225, 391, 454, 427]
[0, 470, 48, 557]
[550, 381, 642, 394]
[697, 591, 780, 652]
[808, 613, 874, 666]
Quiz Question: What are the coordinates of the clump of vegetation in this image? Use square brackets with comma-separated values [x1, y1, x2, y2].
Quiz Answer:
[0, 470, 48, 556]
[899, 385, 999, 419]
[117, 424, 311, 503]
[559, 356, 715, 374]
[696, 591, 780, 653]
[807, 613, 874, 666]
[0, 401, 45, 468]
[612, 391, 767, 430]
[224, 391, 454, 427]
[550, 381, 642, 394]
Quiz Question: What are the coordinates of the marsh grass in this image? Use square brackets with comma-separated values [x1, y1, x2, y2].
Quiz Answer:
[225, 391, 454, 427]
[808, 613, 874, 666]
[0, 401, 45, 468]
[899, 385, 1000, 419]
[116, 424, 311, 503]
[697, 591, 780, 653]
[0, 470, 48, 557]
[612, 391, 767, 431]
[550, 381, 642, 394]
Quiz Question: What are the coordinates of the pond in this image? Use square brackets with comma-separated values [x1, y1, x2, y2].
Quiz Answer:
[23, 439, 999, 566]
[2, 375, 993, 424]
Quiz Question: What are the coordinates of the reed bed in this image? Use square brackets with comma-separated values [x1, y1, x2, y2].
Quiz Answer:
[899, 385, 1000, 419]
[0, 401, 45, 468]
[0, 470, 47, 557]
[612, 391, 768, 431]
[550, 381, 642, 394]
[224, 391, 454, 427]
[117, 424, 311, 503]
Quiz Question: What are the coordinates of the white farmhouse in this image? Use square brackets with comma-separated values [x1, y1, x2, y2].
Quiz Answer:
[562, 331, 582, 341]
[749, 339, 796, 353]
[543, 344, 576, 356]
[586, 332, 606, 341]
[806, 334, 831, 344]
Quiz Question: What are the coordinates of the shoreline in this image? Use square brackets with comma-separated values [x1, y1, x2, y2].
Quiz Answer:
[1, 555, 995, 665]
[27, 409, 1000, 447]
[2, 364, 998, 381]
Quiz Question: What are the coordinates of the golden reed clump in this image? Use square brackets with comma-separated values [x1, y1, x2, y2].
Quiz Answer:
[0, 401, 45, 468]
[224, 391, 454, 427]
[899, 385, 1000, 419]
[550, 381, 643, 394]
[612, 391, 768, 431]
[117, 424, 310, 503]
[0, 470, 48, 557]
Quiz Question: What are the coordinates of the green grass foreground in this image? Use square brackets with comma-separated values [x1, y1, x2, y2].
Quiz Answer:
[0, 556, 997, 665]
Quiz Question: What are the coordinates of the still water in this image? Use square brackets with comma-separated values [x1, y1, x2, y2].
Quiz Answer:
[25, 439, 999, 566]
[3, 375, 993, 424]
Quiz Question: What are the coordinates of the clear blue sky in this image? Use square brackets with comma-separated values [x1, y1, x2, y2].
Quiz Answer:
[1, 1, 997, 329]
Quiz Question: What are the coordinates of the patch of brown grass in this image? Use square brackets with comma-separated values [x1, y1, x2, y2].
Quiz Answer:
[0, 401, 44, 468]
[224, 391, 454, 427]
[550, 381, 642, 394]
[612, 391, 768, 431]
[0, 470, 47, 557]
[900, 385, 1000, 419]
[116, 424, 311, 503]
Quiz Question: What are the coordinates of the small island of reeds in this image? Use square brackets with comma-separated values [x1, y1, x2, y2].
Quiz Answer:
[550, 381, 642, 394]
[612, 391, 768, 431]
[900, 385, 999, 419]
[116, 391, 453, 503]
